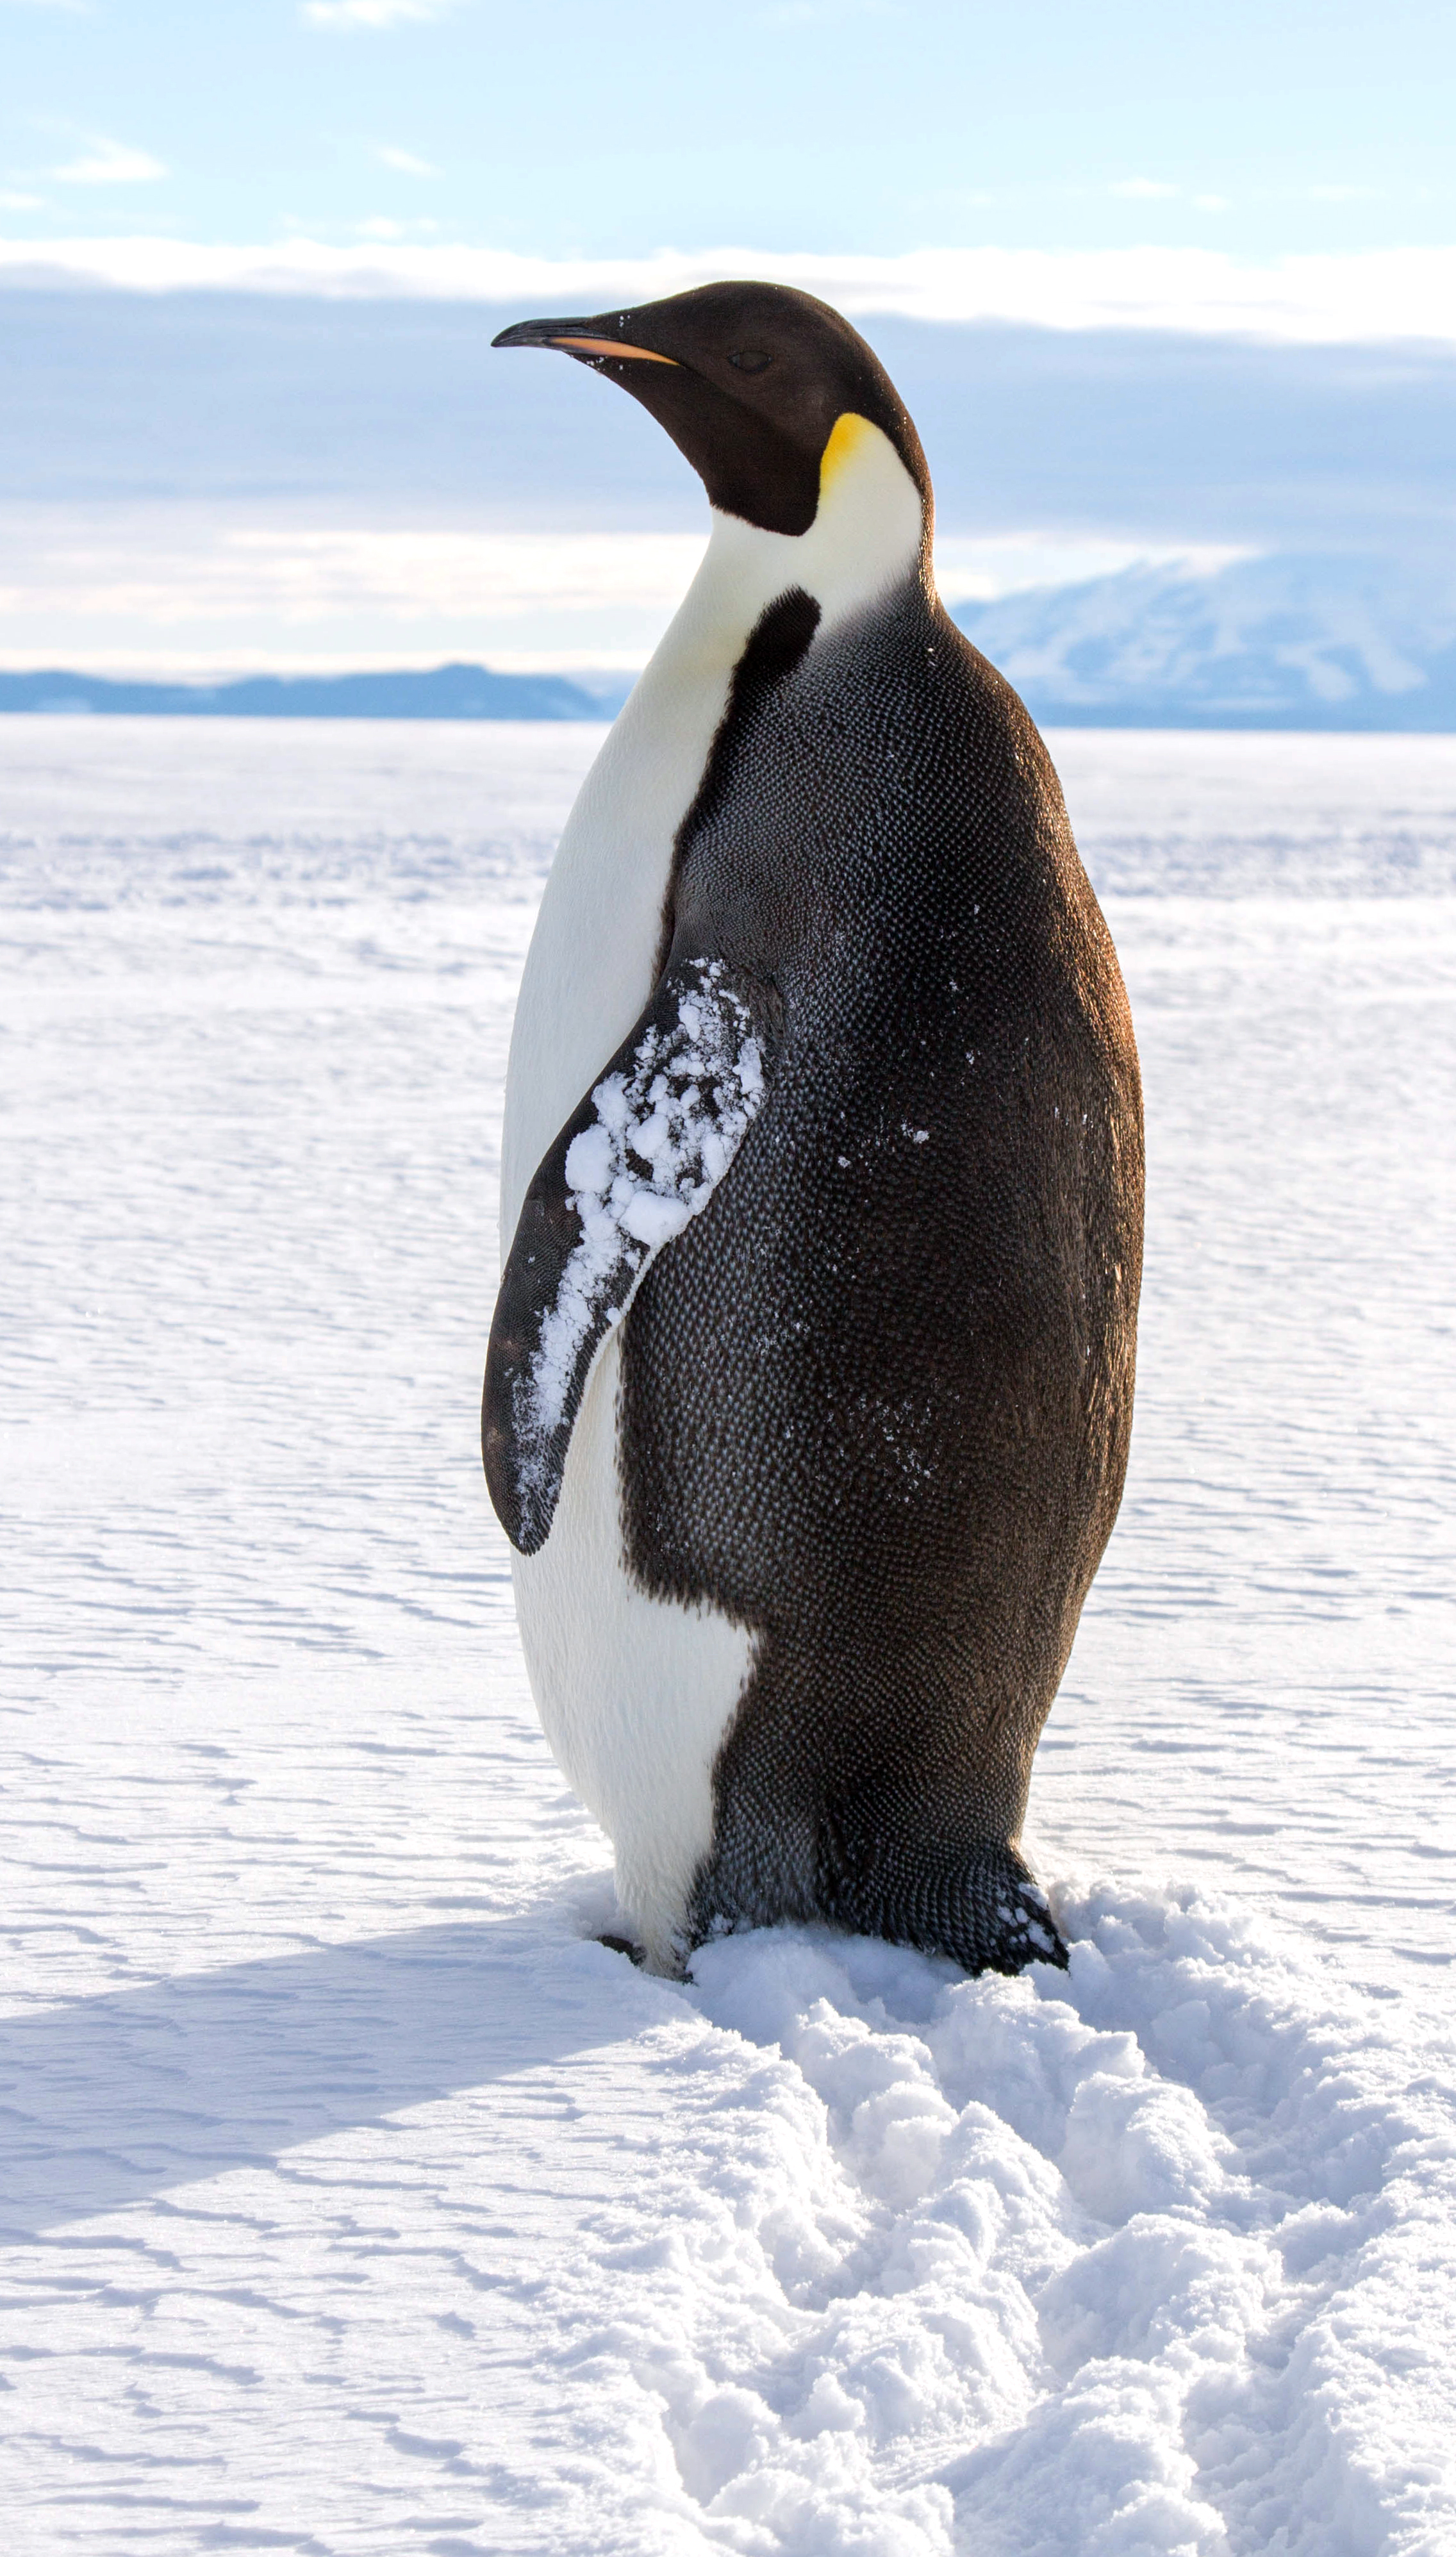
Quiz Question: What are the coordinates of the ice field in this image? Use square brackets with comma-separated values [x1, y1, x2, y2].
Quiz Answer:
[3, 715, 1455, 2553]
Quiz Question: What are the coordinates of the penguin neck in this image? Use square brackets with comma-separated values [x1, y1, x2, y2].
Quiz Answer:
[663, 411, 930, 687]
[497, 418, 928, 1246]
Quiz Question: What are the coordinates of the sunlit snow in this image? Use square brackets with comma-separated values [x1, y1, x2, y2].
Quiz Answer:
[3, 718, 1455, 2553]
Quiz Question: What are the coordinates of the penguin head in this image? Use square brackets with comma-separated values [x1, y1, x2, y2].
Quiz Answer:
[493, 281, 931, 545]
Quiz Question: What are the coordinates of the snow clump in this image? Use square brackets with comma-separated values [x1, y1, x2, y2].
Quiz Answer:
[517, 954, 766, 1475]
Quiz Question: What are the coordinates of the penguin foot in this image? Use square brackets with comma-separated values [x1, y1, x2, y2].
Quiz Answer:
[597, 1932, 645, 1967]
[827, 1842, 1069, 1979]
[685, 1841, 1068, 1978]
[916, 1847, 1069, 1977]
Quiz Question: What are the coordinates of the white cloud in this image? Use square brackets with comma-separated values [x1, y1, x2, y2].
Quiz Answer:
[0, 522, 707, 619]
[51, 138, 166, 186]
[374, 144, 438, 176]
[4, 237, 1456, 349]
[302, 0, 451, 25]
[0, 516, 1273, 681]
[0, 190, 44, 210]
[1194, 194, 1231, 214]
[1109, 179, 1178, 200]
[353, 215, 439, 239]
[222, 526, 709, 616]
[935, 534, 1255, 604]
[0, 514, 711, 675]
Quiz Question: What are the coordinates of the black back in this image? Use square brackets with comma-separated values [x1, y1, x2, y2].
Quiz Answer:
[617, 583, 1144, 1970]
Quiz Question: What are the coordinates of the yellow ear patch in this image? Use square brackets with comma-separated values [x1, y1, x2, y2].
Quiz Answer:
[818, 411, 877, 499]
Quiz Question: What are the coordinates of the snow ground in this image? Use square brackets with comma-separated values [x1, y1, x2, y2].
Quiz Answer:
[3, 718, 1455, 2553]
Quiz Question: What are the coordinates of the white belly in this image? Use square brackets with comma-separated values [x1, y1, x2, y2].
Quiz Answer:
[511, 1330, 755, 1970]
[498, 420, 925, 1964]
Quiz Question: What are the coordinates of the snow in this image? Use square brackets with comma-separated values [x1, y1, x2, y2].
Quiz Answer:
[520, 956, 766, 1483]
[3, 716, 1455, 2552]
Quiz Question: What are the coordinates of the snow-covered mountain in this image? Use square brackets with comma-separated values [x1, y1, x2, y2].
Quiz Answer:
[955, 550, 1456, 729]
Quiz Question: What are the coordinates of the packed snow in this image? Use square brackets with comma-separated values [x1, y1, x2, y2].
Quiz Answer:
[3, 718, 1455, 2553]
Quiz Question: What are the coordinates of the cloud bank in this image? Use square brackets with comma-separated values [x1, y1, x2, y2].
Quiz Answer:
[3, 236, 1456, 345]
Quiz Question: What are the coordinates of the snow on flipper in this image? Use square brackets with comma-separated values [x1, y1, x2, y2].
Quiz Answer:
[484, 955, 775, 1555]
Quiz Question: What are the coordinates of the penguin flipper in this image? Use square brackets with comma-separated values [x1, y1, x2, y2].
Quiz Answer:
[483, 954, 775, 1555]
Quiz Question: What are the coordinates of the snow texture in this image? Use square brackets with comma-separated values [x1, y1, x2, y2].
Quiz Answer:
[515, 957, 765, 1496]
[3, 718, 1455, 2553]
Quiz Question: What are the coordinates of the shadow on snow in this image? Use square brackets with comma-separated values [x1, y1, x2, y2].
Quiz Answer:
[0, 1916, 636, 2237]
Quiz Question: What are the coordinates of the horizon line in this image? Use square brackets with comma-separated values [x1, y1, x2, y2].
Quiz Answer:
[2, 664, 1452, 740]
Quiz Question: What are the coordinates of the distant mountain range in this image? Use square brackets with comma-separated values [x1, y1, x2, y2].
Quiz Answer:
[953, 551, 1456, 731]
[3, 553, 1453, 730]
[0, 663, 631, 722]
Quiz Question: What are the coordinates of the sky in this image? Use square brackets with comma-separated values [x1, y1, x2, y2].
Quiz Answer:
[2, 0, 1453, 675]
[4, 0, 1456, 261]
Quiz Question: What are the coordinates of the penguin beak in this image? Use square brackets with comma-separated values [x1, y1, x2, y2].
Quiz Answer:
[492, 315, 679, 366]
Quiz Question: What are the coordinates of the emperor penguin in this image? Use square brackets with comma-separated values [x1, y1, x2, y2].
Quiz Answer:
[484, 283, 1144, 1977]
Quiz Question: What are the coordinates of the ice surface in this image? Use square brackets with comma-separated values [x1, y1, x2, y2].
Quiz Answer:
[3, 718, 1454, 2551]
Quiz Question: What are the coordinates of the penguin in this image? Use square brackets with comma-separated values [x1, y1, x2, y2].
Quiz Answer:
[483, 283, 1143, 1978]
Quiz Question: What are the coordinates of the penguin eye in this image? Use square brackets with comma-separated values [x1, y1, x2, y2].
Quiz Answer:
[728, 348, 774, 374]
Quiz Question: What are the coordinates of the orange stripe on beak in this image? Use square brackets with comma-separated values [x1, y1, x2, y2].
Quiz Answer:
[553, 336, 678, 363]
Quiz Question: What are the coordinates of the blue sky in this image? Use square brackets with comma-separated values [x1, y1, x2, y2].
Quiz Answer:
[3, 0, 1455, 260]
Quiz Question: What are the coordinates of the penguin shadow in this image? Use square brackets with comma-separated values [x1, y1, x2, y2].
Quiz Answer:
[0, 1912, 641, 2242]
